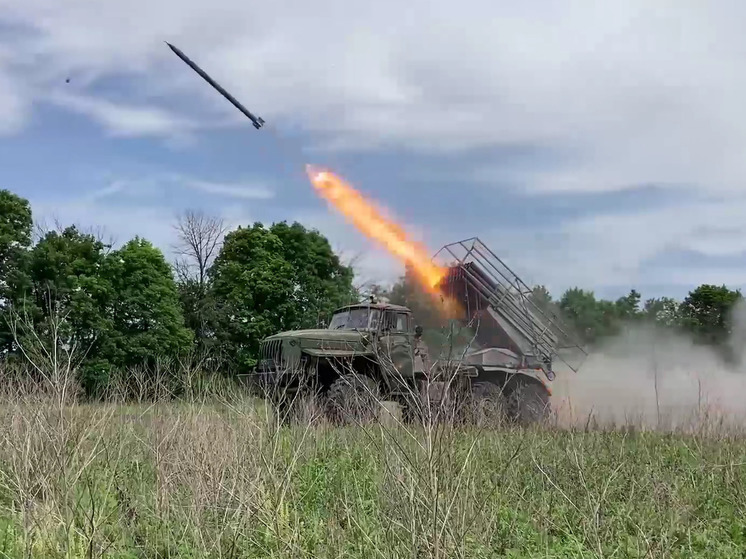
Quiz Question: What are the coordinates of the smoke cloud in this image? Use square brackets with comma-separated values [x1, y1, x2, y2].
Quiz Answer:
[552, 300, 746, 430]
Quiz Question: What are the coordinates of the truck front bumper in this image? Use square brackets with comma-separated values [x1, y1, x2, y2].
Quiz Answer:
[253, 359, 308, 389]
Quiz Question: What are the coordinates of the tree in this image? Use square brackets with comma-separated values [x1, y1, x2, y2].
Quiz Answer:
[173, 209, 227, 288]
[25, 226, 113, 344]
[679, 284, 742, 347]
[643, 296, 681, 328]
[558, 288, 604, 343]
[529, 285, 553, 309]
[2, 225, 116, 394]
[615, 289, 642, 320]
[101, 238, 192, 376]
[0, 190, 33, 353]
[172, 210, 227, 348]
[558, 287, 647, 344]
[269, 221, 356, 324]
[209, 222, 355, 370]
[0, 189, 32, 272]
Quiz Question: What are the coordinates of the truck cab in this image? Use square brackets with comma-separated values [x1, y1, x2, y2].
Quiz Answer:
[326, 301, 421, 377]
[255, 299, 424, 393]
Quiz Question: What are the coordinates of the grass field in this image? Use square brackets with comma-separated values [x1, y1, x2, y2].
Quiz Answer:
[0, 374, 745, 559]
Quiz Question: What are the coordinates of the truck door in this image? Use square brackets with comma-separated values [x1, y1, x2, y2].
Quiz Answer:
[378, 311, 414, 377]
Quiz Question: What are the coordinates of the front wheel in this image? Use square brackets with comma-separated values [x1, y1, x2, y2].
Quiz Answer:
[325, 374, 381, 425]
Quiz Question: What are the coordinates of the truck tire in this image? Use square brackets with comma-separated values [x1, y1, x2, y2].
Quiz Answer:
[504, 377, 551, 425]
[326, 374, 380, 425]
[466, 380, 507, 426]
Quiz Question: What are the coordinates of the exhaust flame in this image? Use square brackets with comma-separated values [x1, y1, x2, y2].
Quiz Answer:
[306, 165, 445, 289]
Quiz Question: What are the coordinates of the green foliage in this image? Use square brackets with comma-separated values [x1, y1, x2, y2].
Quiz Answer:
[0, 194, 194, 394]
[0, 190, 33, 353]
[209, 224, 302, 371]
[26, 226, 113, 340]
[558, 288, 607, 343]
[615, 288, 642, 319]
[680, 284, 743, 347]
[555, 287, 737, 348]
[12, 229, 192, 393]
[209, 221, 355, 370]
[268, 221, 356, 325]
[0, 189, 32, 265]
[529, 284, 553, 309]
[102, 238, 193, 372]
[643, 296, 682, 328]
[177, 276, 220, 351]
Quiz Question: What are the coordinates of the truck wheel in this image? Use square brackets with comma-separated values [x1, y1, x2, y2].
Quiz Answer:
[326, 374, 380, 425]
[504, 377, 551, 425]
[270, 360, 321, 425]
[467, 381, 507, 426]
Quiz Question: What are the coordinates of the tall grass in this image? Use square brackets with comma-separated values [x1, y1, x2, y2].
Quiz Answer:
[0, 356, 745, 558]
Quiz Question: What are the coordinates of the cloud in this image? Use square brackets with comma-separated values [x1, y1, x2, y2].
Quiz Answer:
[479, 193, 746, 296]
[0, 2, 741, 150]
[0, 56, 29, 135]
[77, 173, 275, 204]
[0, 80, 26, 135]
[184, 179, 275, 200]
[84, 180, 129, 202]
[4, 1, 746, 192]
[48, 92, 197, 138]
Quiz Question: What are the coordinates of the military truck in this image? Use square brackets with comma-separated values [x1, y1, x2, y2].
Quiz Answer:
[253, 237, 587, 425]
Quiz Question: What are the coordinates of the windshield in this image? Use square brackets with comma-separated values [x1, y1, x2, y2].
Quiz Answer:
[328, 307, 380, 330]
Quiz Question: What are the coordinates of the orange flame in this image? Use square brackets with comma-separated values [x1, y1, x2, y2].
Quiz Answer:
[306, 165, 445, 289]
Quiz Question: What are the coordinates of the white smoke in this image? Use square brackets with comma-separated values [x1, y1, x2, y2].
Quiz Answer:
[551, 302, 746, 430]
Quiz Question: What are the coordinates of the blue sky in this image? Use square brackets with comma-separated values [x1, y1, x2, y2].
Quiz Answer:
[2, 1, 746, 301]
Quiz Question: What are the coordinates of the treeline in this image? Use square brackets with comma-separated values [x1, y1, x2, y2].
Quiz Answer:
[542, 285, 743, 352]
[0, 190, 357, 395]
[1, 188, 744, 396]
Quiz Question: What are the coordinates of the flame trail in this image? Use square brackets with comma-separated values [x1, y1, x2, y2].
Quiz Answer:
[306, 165, 445, 290]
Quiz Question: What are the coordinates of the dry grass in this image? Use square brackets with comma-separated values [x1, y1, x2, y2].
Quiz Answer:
[0, 361, 745, 559]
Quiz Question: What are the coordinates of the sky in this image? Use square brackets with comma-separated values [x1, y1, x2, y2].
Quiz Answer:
[1, 0, 746, 301]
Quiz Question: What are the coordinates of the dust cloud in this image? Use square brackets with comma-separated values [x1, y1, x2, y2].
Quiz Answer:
[551, 300, 746, 430]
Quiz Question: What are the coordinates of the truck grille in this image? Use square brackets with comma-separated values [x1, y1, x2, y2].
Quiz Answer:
[261, 339, 282, 364]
